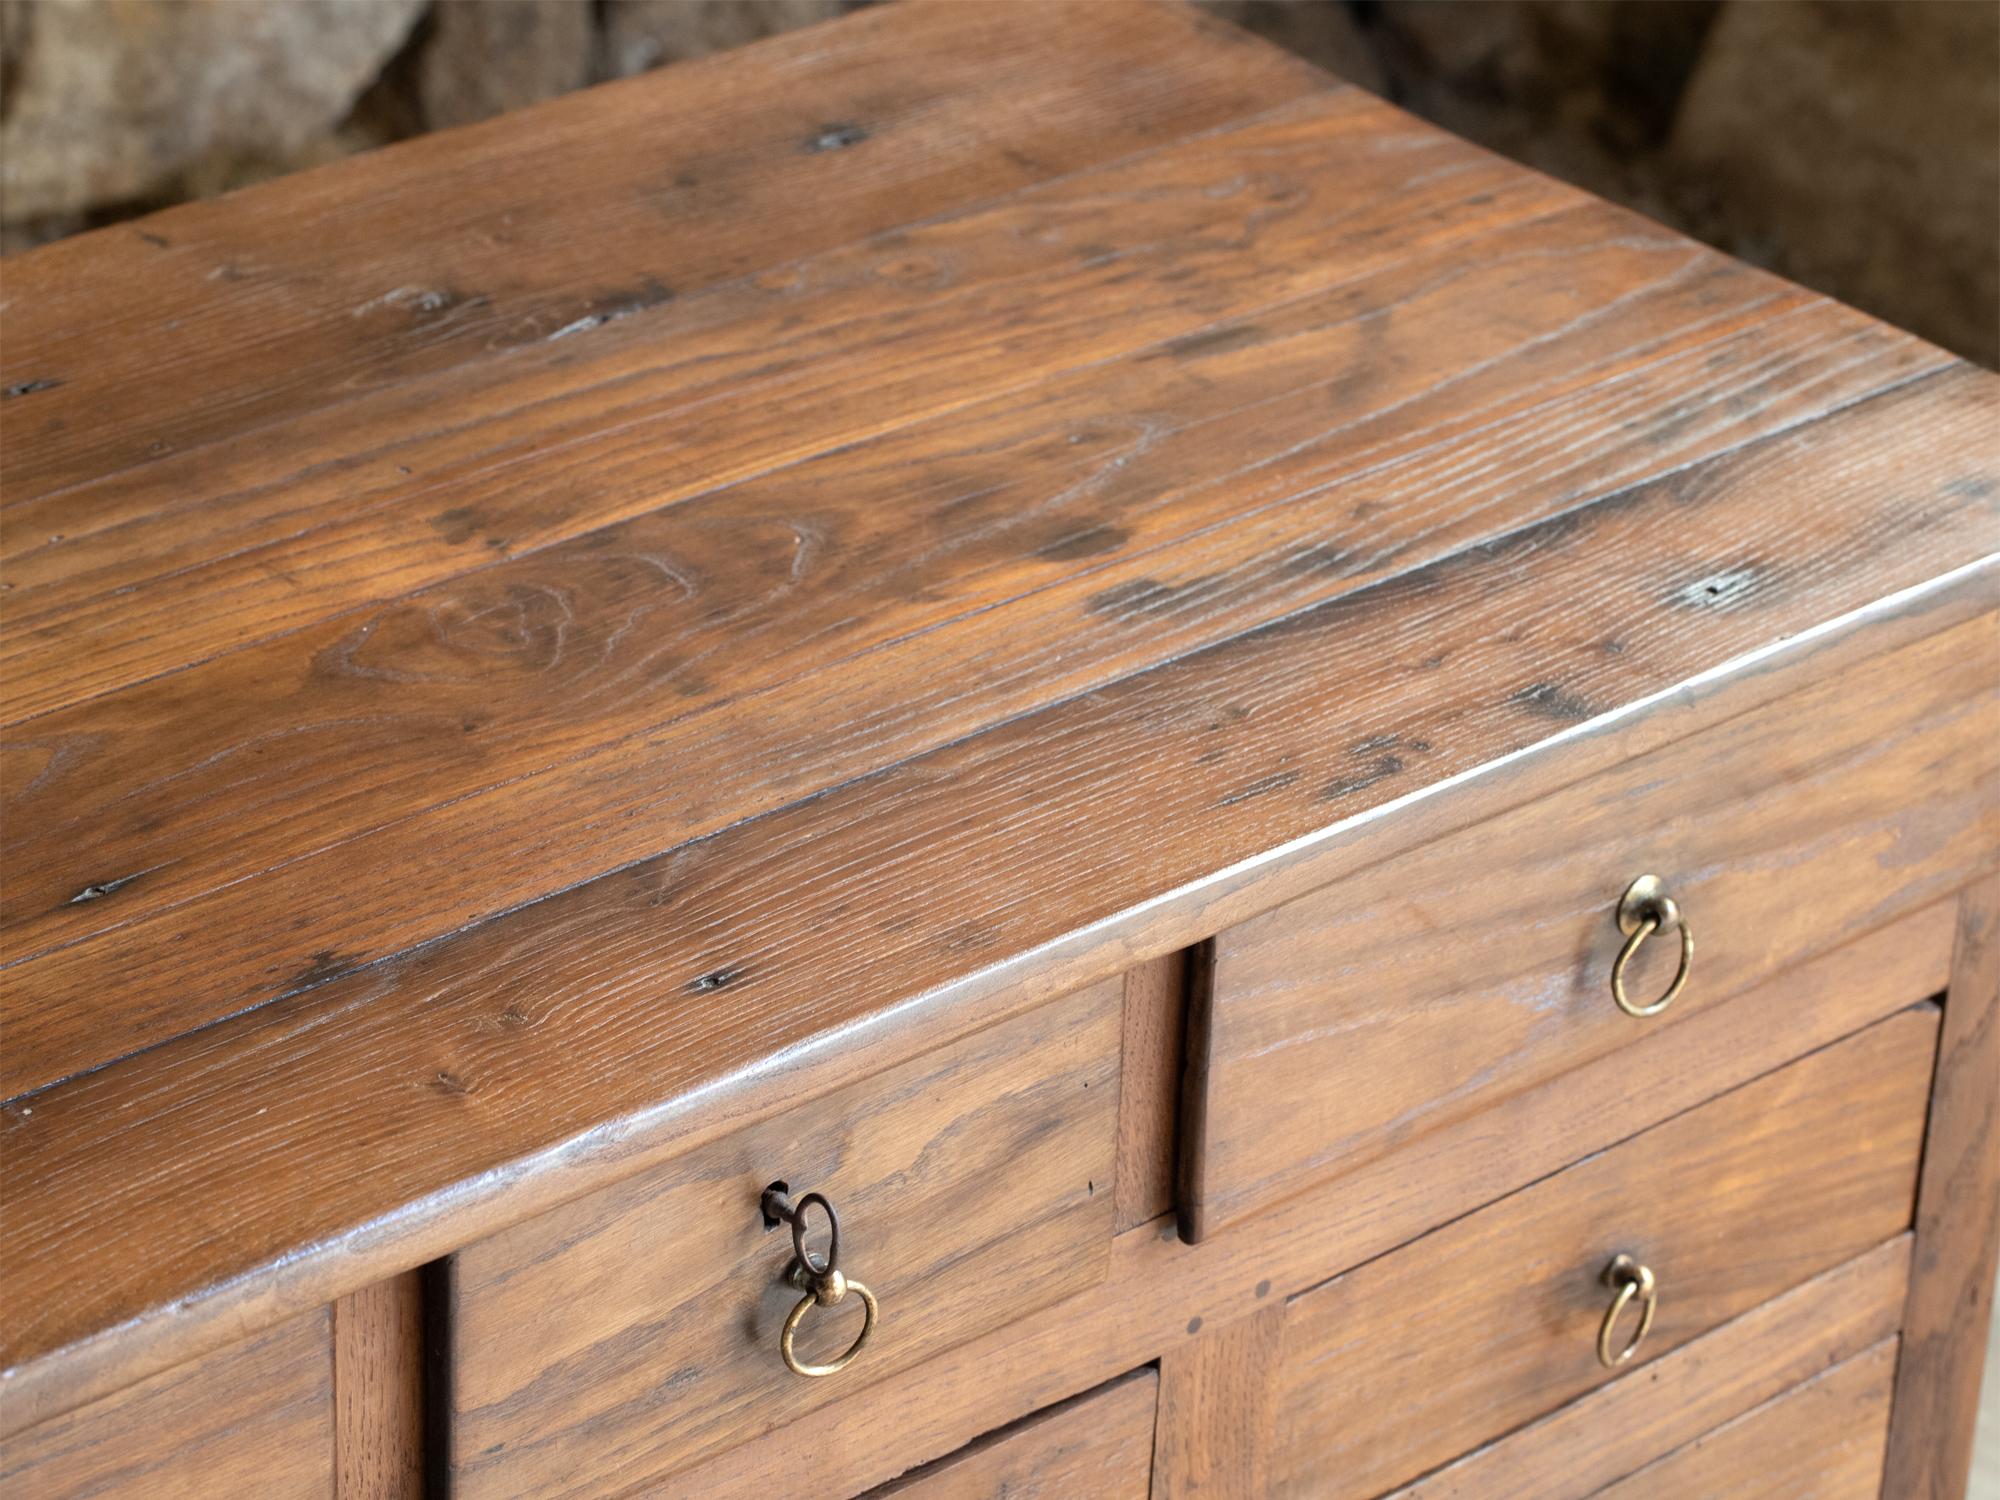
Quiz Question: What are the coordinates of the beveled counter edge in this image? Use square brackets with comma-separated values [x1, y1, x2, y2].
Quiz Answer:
[4, 550, 1993, 1437]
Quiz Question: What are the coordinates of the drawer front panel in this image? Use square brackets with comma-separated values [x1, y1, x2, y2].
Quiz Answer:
[1186, 616, 1996, 1239]
[1590, 1336, 1897, 1500]
[0, 1310, 333, 1500]
[1271, 1006, 1936, 1499]
[864, 1369, 1156, 1499]
[448, 979, 1122, 1499]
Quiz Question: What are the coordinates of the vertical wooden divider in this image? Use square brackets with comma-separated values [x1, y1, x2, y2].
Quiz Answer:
[1884, 872, 2000, 1500]
[333, 1271, 427, 1497]
[1151, 1302, 1285, 1498]
[1117, 950, 1195, 1233]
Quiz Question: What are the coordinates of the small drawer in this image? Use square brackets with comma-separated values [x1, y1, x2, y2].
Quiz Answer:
[1588, 1337, 1896, 1500]
[1182, 624, 1993, 1239]
[445, 978, 1122, 1499]
[1268, 1005, 1935, 1499]
[862, 1369, 1157, 1499]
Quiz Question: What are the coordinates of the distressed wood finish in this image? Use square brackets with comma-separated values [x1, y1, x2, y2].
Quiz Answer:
[0, 1309, 333, 1500]
[864, 1370, 1157, 1500]
[447, 979, 1120, 1498]
[1590, 1338, 1899, 1500]
[1385, 1236, 1912, 1500]
[669, 903, 1954, 1500]
[1182, 590, 1998, 1239]
[1271, 1008, 1937, 1499]
[4, 1, 1998, 1491]
[1884, 872, 2000, 1500]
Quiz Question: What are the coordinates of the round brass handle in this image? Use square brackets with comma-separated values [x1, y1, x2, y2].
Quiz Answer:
[1597, 1253, 1658, 1368]
[780, 1268, 879, 1378]
[1612, 874, 1693, 1018]
[761, 1185, 879, 1379]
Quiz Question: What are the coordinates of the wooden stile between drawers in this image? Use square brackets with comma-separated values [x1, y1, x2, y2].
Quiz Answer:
[1270, 1005, 1938, 1498]
[446, 979, 1121, 1499]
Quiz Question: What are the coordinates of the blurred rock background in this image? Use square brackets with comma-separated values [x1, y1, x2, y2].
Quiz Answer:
[1, 0, 1993, 366]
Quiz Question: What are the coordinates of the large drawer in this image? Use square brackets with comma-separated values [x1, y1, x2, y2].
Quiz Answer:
[1182, 618, 1995, 1239]
[445, 978, 1122, 1499]
[1269, 1005, 1936, 1499]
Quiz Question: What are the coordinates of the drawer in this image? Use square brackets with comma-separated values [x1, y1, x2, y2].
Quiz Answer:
[445, 979, 1122, 1499]
[863, 1369, 1156, 1499]
[1589, 1336, 1896, 1500]
[0, 1309, 332, 1500]
[1269, 1005, 1935, 1499]
[1182, 624, 1994, 1239]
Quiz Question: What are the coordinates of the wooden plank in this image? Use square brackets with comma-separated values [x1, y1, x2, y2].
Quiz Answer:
[1182, 560, 1999, 1239]
[2, 429, 1990, 1433]
[1268, 1008, 1936, 1499]
[0, 0, 1328, 502]
[1117, 952, 1190, 1233]
[2, 88, 1587, 718]
[637, 907, 1953, 1500]
[867, 1370, 1156, 1500]
[1384, 1236, 1911, 1500]
[446, 979, 1121, 1498]
[1590, 1337, 1898, 1500]
[11, 194, 1906, 1090]
[1884, 871, 2000, 1500]
[332, 1273, 424, 1500]
[0, 1309, 333, 1499]
[1151, 1304, 1285, 1498]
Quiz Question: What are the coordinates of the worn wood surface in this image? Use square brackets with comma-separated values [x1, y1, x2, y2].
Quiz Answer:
[864, 1370, 1156, 1500]
[1184, 591, 1999, 1238]
[1385, 1235, 1911, 1500]
[448, 980, 1119, 1498]
[3, 0, 1996, 1450]
[1885, 871, 2000, 1500]
[0, 0, 1325, 505]
[332, 1273, 425, 1500]
[1117, 952, 1189, 1234]
[0, 1308, 333, 1499]
[1151, 1304, 1285, 1499]
[1270, 1008, 1936, 1499]
[661, 904, 1952, 1500]
[1590, 1338, 1898, 1500]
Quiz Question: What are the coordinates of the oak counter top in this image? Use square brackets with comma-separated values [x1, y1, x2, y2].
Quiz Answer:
[2, 0, 1994, 1436]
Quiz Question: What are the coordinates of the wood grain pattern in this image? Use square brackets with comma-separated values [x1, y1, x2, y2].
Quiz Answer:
[1117, 952, 1190, 1233]
[0, 1309, 333, 1499]
[1385, 1235, 1911, 1500]
[2, 88, 1588, 722]
[1151, 1304, 1284, 1499]
[659, 904, 1954, 1500]
[1270, 1007, 1937, 1499]
[332, 1273, 424, 1500]
[1590, 1338, 1898, 1500]
[1884, 870, 2000, 1500]
[1183, 581, 2000, 1238]
[447, 979, 1120, 1499]
[16, 188, 1924, 1091]
[863, 1370, 1156, 1500]
[0, 0, 1327, 503]
[5, 464, 1989, 1433]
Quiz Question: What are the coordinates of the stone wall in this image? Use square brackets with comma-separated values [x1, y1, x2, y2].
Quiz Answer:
[2, 0, 1993, 366]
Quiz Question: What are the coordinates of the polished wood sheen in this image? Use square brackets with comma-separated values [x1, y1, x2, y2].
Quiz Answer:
[1271, 1008, 1936, 1498]
[2, 2, 1996, 1494]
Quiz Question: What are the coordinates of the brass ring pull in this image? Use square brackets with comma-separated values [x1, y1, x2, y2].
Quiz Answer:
[1612, 874, 1693, 1018]
[1597, 1253, 1658, 1368]
[761, 1185, 878, 1379]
